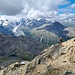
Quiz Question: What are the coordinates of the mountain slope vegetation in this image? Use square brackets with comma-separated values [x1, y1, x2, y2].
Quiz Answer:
[0, 33, 46, 67]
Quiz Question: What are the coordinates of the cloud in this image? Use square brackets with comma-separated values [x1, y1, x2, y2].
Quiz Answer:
[21, 0, 68, 19]
[58, 13, 75, 20]
[71, 3, 75, 9]
[59, 6, 71, 13]
[0, 0, 71, 20]
[0, 0, 24, 15]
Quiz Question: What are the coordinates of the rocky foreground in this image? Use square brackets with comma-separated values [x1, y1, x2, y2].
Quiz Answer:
[0, 38, 75, 75]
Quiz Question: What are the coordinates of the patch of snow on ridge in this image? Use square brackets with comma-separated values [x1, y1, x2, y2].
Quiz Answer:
[3, 21, 9, 26]
[13, 23, 21, 33]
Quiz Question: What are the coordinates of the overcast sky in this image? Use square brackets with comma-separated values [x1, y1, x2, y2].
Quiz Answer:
[0, 0, 75, 20]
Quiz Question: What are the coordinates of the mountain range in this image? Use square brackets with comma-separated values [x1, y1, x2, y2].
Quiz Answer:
[0, 18, 75, 45]
[61, 19, 75, 27]
[0, 18, 75, 75]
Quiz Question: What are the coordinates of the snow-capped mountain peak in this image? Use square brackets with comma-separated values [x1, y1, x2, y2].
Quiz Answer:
[0, 18, 75, 45]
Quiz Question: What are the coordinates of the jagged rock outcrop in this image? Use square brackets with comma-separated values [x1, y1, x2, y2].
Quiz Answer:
[1, 38, 75, 75]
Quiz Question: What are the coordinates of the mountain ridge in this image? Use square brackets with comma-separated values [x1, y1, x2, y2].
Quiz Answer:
[0, 18, 75, 45]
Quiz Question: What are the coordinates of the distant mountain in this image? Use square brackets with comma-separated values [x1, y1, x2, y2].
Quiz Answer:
[37, 22, 67, 37]
[60, 19, 75, 27]
[30, 21, 75, 45]
[0, 25, 14, 35]
[0, 33, 46, 66]
[25, 19, 51, 29]
[0, 18, 75, 45]
[0, 18, 51, 34]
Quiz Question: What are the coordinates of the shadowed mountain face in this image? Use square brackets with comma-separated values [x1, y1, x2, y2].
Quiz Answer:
[41, 22, 68, 37]
[0, 25, 14, 35]
[44, 22, 66, 32]
[30, 21, 75, 45]
[0, 33, 47, 66]
[0, 34, 46, 57]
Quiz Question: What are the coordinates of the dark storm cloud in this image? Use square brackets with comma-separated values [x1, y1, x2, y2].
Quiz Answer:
[0, 0, 24, 15]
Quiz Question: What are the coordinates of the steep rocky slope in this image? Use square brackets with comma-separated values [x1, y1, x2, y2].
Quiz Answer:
[1, 38, 75, 75]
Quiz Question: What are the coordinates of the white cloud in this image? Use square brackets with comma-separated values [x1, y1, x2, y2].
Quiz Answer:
[0, 15, 22, 21]
[71, 3, 75, 8]
[20, 0, 68, 19]
[0, 0, 72, 20]
[58, 13, 75, 20]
